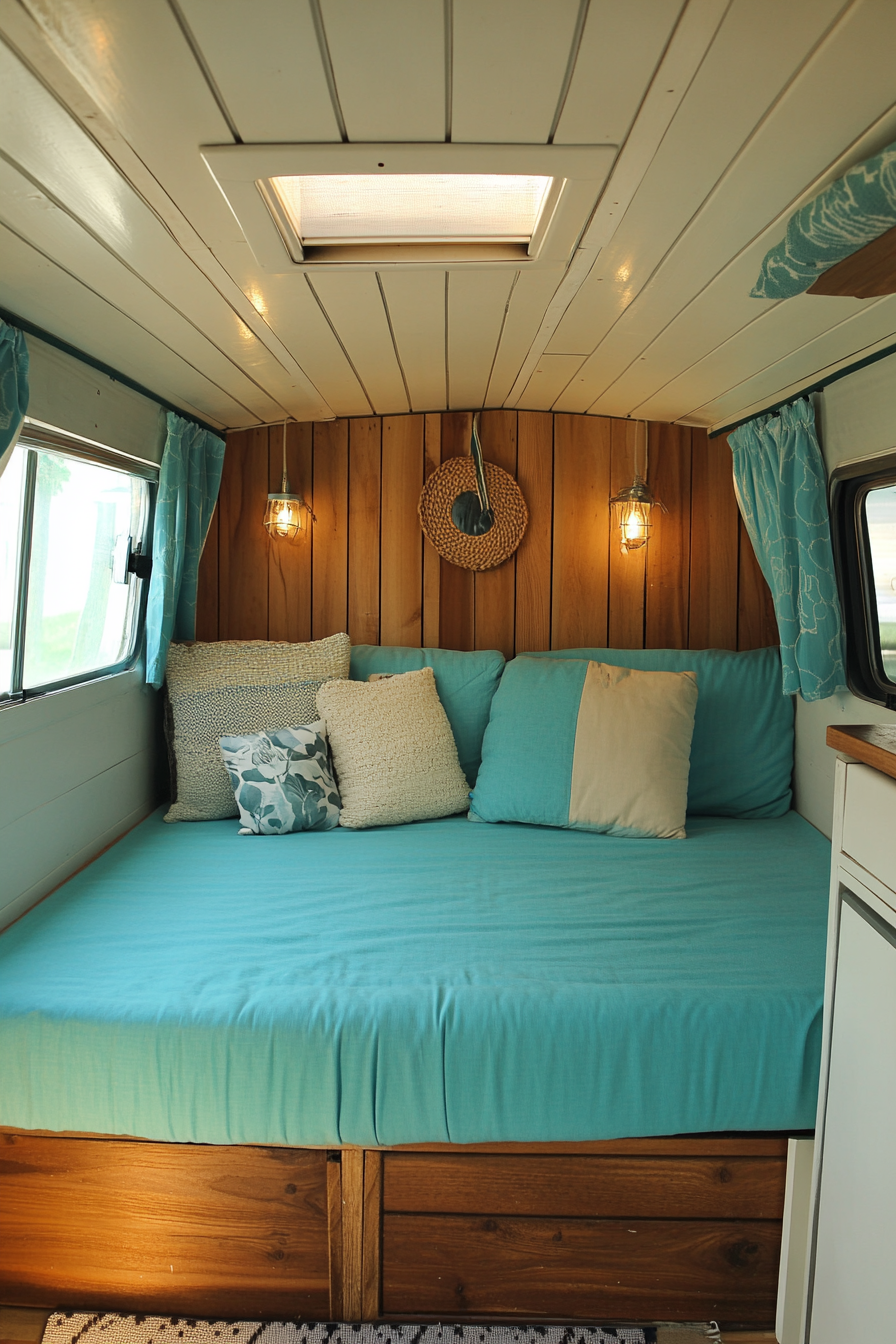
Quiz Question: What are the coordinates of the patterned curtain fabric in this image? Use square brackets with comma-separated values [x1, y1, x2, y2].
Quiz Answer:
[753, 139, 896, 298]
[145, 411, 226, 690]
[0, 319, 29, 480]
[729, 398, 845, 701]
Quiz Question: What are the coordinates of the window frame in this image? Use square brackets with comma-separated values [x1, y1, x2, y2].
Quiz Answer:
[830, 449, 896, 708]
[1, 421, 157, 706]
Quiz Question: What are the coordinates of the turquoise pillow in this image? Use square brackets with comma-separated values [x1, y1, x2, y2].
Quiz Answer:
[349, 646, 505, 785]
[520, 647, 793, 818]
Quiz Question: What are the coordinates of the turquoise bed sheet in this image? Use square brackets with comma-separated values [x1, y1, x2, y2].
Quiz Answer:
[0, 809, 829, 1146]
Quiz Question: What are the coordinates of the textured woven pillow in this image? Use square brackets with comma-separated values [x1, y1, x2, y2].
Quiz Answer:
[219, 722, 341, 835]
[163, 633, 350, 823]
[471, 656, 698, 839]
[165, 679, 331, 822]
[316, 667, 470, 829]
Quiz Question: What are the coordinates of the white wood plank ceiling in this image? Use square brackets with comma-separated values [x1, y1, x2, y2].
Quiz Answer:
[0, 0, 895, 431]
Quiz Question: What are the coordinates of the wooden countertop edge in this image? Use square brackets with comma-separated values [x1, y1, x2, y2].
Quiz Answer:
[827, 723, 896, 782]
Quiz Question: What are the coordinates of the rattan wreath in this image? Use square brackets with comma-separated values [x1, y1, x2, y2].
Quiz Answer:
[418, 456, 529, 571]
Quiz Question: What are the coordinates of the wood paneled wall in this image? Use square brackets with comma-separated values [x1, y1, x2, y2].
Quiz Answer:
[196, 412, 777, 657]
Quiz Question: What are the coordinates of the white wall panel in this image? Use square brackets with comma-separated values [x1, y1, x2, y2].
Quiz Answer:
[818, 348, 896, 471]
[322, 0, 445, 141]
[447, 270, 514, 409]
[379, 270, 447, 412]
[177, 0, 341, 142]
[0, 667, 159, 929]
[451, 0, 580, 143]
[308, 272, 409, 415]
[554, 0, 683, 145]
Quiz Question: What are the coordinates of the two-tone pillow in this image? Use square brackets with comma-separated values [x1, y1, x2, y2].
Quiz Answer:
[164, 633, 350, 822]
[316, 667, 470, 829]
[219, 722, 341, 835]
[471, 656, 698, 839]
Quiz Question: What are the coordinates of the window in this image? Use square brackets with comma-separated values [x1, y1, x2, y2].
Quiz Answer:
[831, 451, 896, 706]
[0, 427, 153, 702]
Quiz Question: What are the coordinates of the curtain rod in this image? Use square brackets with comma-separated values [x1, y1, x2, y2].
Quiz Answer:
[0, 306, 225, 438]
[709, 333, 896, 439]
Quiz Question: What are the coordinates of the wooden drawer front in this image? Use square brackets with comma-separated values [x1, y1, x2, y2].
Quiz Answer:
[382, 1213, 780, 1325]
[383, 1154, 786, 1220]
[842, 764, 896, 897]
[0, 1134, 331, 1318]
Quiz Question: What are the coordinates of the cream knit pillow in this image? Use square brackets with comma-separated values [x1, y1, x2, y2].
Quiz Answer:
[316, 667, 470, 829]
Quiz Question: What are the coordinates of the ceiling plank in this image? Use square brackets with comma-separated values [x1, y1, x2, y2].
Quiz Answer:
[554, 0, 685, 145]
[516, 354, 585, 411]
[447, 270, 515, 410]
[451, 0, 581, 144]
[0, 222, 254, 428]
[321, 0, 445, 142]
[176, 0, 341, 142]
[379, 270, 447, 412]
[309, 272, 410, 415]
[486, 269, 565, 407]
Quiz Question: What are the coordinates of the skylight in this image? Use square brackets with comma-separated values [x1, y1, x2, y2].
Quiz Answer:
[268, 173, 553, 247]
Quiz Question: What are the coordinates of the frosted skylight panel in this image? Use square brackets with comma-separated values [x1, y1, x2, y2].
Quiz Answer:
[269, 173, 553, 245]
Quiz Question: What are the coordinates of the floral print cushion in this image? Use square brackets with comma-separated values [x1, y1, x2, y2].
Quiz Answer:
[219, 721, 341, 835]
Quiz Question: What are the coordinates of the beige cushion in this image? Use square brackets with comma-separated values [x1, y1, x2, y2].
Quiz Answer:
[316, 668, 470, 829]
[164, 633, 350, 822]
[568, 662, 698, 839]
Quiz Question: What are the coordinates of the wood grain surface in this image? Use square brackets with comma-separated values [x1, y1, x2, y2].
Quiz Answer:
[198, 413, 777, 656]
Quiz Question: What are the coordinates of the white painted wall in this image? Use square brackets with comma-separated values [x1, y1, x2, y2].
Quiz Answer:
[0, 337, 162, 930]
[791, 358, 896, 838]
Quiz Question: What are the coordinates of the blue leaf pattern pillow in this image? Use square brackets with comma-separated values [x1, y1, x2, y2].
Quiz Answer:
[219, 722, 341, 835]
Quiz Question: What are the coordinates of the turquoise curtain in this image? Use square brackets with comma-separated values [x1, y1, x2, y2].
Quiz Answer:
[729, 398, 845, 701]
[145, 411, 226, 689]
[0, 320, 29, 480]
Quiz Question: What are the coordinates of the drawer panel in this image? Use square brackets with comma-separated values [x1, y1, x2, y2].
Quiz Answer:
[383, 1153, 786, 1220]
[382, 1213, 781, 1324]
[842, 764, 896, 898]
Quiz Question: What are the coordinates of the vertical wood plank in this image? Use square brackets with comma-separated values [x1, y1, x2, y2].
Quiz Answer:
[551, 415, 611, 650]
[348, 417, 382, 647]
[688, 429, 738, 650]
[645, 423, 692, 650]
[608, 419, 646, 649]
[341, 1148, 365, 1322]
[474, 409, 517, 659]
[311, 421, 349, 640]
[381, 416, 424, 646]
[737, 515, 779, 651]
[361, 1151, 383, 1321]
[195, 503, 218, 641]
[439, 411, 475, 651]
[515, 411, 553, 654]
[218, 427, 270, 640]
[268, 421, 313, 643]
[327, 1156, 343, 1322]
[422, 414, 442, 648]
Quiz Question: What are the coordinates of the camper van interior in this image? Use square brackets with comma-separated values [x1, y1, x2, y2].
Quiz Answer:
[2, 2, 896, 1342]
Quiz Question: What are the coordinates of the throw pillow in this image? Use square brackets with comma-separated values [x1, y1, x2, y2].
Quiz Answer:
[316, 667, 470, 829]
[219, 722, 341, 835]
[471, 656, 698, 839]
[164, 678, 331, 822]
[163, 633, 350, 823]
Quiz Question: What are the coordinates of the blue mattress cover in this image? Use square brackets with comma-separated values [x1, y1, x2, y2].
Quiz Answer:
[0, 809, 830, 1145]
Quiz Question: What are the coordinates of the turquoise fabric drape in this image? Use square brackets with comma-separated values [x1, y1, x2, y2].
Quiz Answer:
[145, 412, 226, 689]
[0, 320, 29, 480]
[729, 398, 845, 701]
[752, 139, 896, 299]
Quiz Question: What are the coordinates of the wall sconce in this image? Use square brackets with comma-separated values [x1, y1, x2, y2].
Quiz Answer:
[608, 421, 665, 553]
[264, 422, 308, 540]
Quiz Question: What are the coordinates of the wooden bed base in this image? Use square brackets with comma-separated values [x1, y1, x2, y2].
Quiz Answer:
[0, 1130, 791, 1330]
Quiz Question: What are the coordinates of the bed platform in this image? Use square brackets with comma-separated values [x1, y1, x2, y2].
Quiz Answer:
[0, 807, 829, 1327]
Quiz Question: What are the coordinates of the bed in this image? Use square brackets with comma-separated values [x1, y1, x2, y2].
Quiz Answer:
[0, 644, 830, 1328]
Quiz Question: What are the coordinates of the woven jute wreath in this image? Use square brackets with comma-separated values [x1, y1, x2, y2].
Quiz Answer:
[418, 456, 529, 571]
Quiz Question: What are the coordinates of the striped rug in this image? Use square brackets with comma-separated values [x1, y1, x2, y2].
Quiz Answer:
[42, 1315, 661, 1344]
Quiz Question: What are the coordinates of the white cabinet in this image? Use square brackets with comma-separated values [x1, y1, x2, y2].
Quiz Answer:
[805, 760, 896, 1342]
